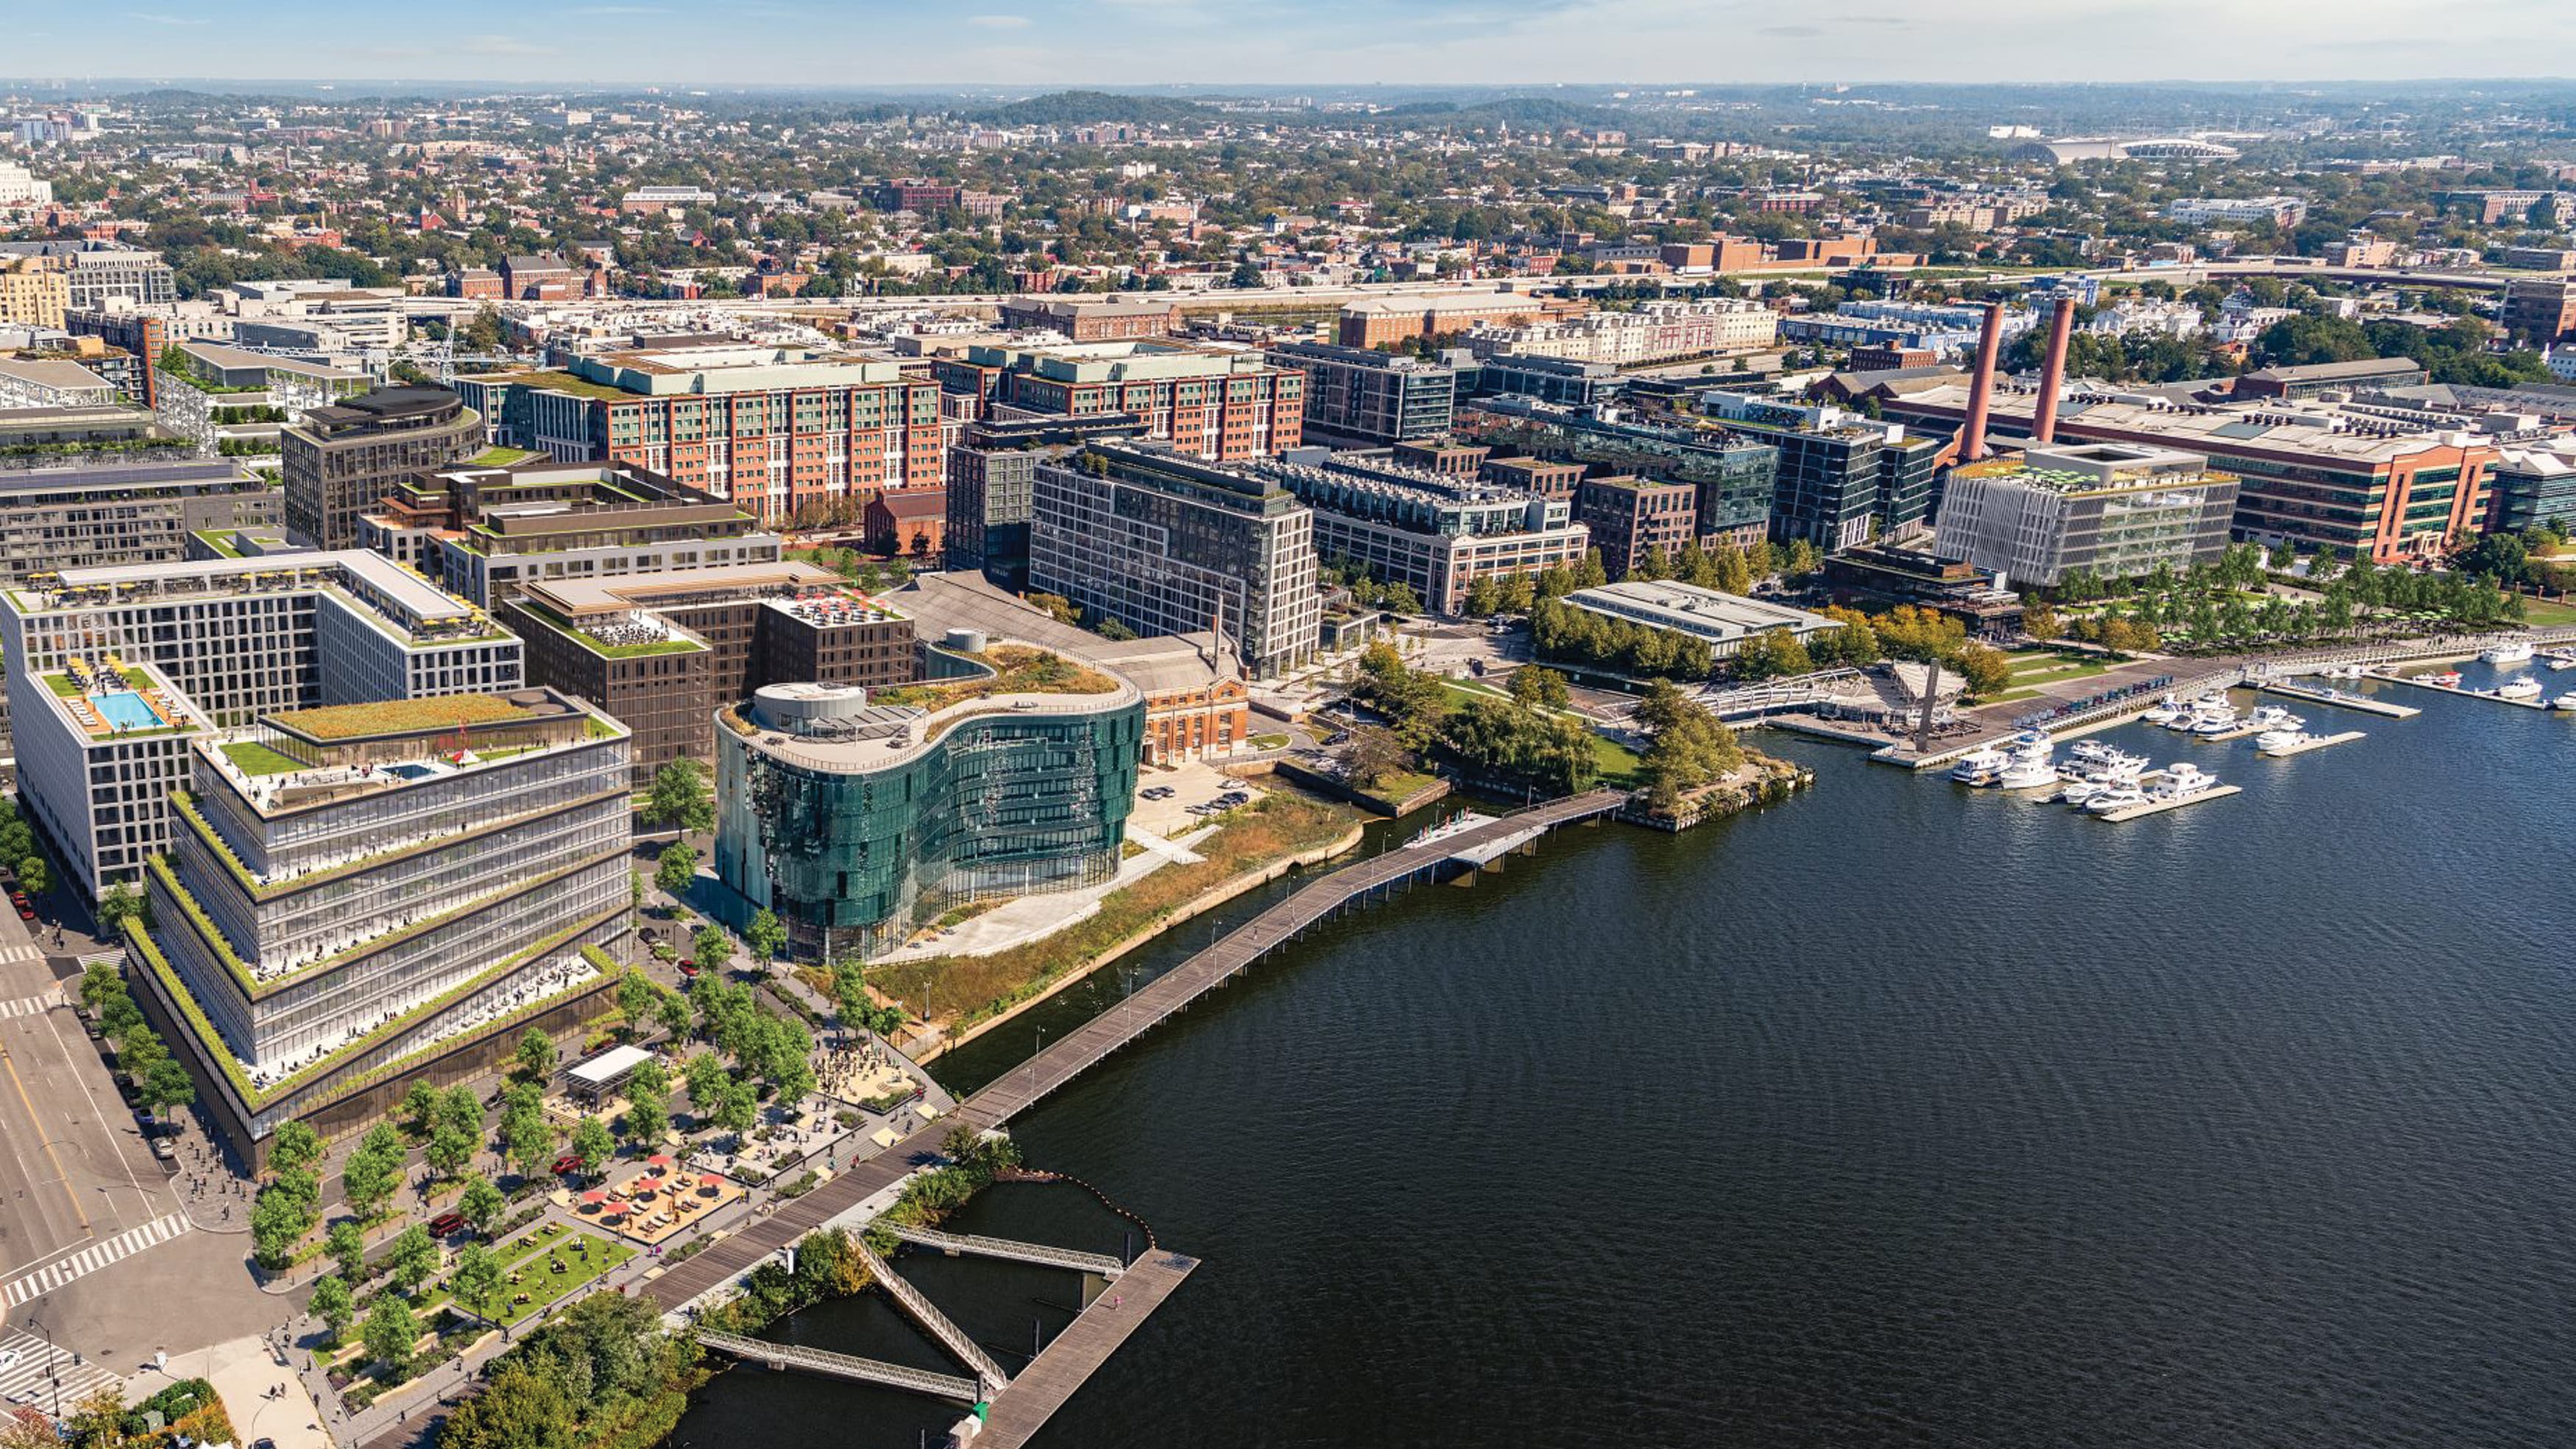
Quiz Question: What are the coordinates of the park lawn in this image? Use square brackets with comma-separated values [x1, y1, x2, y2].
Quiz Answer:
[871, 790, 1361, 1030]
[1436, 678, 1640, 784]
[422, 1229, 633, 1328]
[2518, 595, 2576, 626]
[2005, 653, 2112, 683]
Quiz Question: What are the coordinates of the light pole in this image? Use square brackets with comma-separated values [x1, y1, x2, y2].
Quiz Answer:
[26, 1311, 57, 1419]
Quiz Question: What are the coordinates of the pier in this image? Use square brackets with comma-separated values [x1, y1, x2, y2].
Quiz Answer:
[694, 1331, 981, 1403]
[2258, 730, 2366, 759]
[2258, 681, 2419, 718]
[2095, 784, 2241, 821]
[855, 1236, 1013, 1395]
[969, 1251, 1199, 1449]
[883, 1223, 1127, 1278]
[2372, 671, 2550, 709]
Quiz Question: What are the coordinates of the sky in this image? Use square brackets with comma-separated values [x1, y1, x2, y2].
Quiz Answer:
[7, 0, 2576, 88]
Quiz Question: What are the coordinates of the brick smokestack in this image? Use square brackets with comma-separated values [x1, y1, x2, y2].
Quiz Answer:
[2031, 296, 2077, 444]
[1957, 301, 2003, 464]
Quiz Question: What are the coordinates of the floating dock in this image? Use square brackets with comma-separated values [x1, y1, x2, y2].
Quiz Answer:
[2372, 672, 2550, 709]
[2257, 729, 2366, 758]
[2095, 784, 2242, 821]
[2260, 681, 2420, 718]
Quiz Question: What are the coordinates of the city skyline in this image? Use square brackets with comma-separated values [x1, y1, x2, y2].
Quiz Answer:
[7, 0, 2576, 88]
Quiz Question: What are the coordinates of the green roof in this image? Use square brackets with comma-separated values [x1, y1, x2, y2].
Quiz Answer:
[467, 445, 541, 467]
[267, 694, 550, 742]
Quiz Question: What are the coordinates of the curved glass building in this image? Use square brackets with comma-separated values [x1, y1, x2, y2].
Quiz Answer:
[714, 644, 1143, 963]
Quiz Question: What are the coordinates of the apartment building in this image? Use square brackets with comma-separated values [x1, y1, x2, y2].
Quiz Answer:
[1700, 392, 1944, 551]
[1336, 292, 1565, 349]
[0, 550, 523, 895]
[1266, 449, 1589, 614]
[281, 386, 484, 549]
[2165, 196, 2310, 228]
[500, 561, 912, 784]
[358, 456, 782, 608]
[1267, 341, 1461, 448]
[1932, 443, 2242, 587]
[997, 296, 1181, 341]
[1459, 397, 1779, 548]
[1573, 475, 1697, 578]
[0, 255, 68, 328]
[459, 342, 944, 520]
[1471, 297, 1779, 366]
[0, 241, 178, 309]
[129, 689, 628, 1155]
[1030, 440, 1320, 678]
[934, 339, 1304, 462]
[943, 413, 1147, 591]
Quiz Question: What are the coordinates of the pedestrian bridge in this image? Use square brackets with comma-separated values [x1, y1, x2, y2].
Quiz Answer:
[883, 1223, 1126, 1278]
[694, 1331, 981, 1402]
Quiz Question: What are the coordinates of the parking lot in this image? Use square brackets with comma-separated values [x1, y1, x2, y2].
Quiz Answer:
[1129, 760, 1266, 836]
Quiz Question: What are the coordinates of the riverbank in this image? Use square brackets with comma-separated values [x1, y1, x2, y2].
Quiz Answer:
[871, 793, 1367, 1065]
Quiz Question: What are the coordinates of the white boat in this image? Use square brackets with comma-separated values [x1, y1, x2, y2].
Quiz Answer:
[2188, 706, 2243, 737]
[2553, 693, 2576, 711]
[2242, 705, 2304, 732]
[2148, 762, 2220, 800]
[1949, 747, 2009, 784]
[2067, 740, 2121, 766]
[2546, 652, 2576, 672]
[2057, 779, 2105, 806]
[1998, 755, 2060, 790]
[2140, 696, 2185, 725]
[2255, 729, 2310, 754]
[2084, 787, 2148, 815]
[2422, 670, 2463, 688]
[2482, 642, 2536, 665]
[2497, 676, 2544, 701]
[2319, 663, 2368, 680]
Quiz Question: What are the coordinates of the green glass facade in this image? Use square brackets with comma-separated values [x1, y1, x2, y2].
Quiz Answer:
[715, 698, 1143, 963]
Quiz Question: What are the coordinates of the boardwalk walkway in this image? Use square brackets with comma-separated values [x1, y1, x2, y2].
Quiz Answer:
[643, 789, 1625, 1314]
[974, 1252, 1199, 1449]
[695, 1330, 981, 1402]
[856, 1236, 1012, 1394]
[884, 1223, 1125, 1278]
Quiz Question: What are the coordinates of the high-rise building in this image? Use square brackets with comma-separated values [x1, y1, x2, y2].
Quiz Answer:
[126, 689, 629, 1157]
[500, 561, 913, 785]
[1573, 475, 1697, 577]
[933, 340, 1305, 462]
[715, 655, 1143, 963]
[0, 241, 177, 309]
[943, 414, 1146, 590]
[280, 387, 484, 550]
[1029, 440, 1320, 678]
[358, 456, 782, 608]
[1931, 443, 2241, 587]
[1265, 449, 1590, 613]
[0, 255, 68, 329]
[1266, 341, 1460, 449]
[1, 550, 523, 895]
[1700, 392, 1943, 551]
[458, 342, 943, 520]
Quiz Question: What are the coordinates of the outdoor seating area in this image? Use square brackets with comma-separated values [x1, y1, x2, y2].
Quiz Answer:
[576, 1155, 744, 1245]
[53, 653, 182, 738]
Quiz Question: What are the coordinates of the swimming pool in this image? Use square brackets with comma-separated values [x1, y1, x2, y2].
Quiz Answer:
[91, 691, 164, 731]
[382, 762, 441, 782]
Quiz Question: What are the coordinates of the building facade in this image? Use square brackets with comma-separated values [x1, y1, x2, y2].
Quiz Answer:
[1574, 475, 1697, 577]
[935, 340, 1305, 463]
[280, 387, 483, 550]
[1932, 443, 2243, 587]
[1701, 392, 1942, 551]
[1267, 450, 1590, 614]
[943, 414, 1147, 591]
[1267, 341, 1461, 449]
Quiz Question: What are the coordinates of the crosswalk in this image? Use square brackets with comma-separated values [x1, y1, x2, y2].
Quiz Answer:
[0, 988, 63, 1019]
[0, 939, 45, 967]
[0, 1325, 125, 1411]
[1, 1214, 192, 1309]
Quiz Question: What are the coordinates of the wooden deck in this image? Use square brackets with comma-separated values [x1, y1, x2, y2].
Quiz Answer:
[972, 1251, 1200, 1449]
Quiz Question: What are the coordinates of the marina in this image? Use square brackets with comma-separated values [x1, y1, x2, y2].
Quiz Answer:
[2094, 781, 2243, 821]
[2255, 729, 2368, 759]
[2257, 681, 2421, 718]
[2374, 668, 2552, 709]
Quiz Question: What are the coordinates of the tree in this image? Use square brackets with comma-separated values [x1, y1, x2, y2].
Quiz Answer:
[1953, 643, 2014, 697]
[713, 1075, 760, 1139]
[327, 1219, 368, 1286]
[96, 880, 143, 938]
[442, 1085, 485, 1143]
[570, 1116, 615, 1177]
[617, 969, 658, 1025]
[514, 1027, 557, 1083]
[1633, 679, 1745, 812]
[624, 1074, 670, 1147]
[141, 1055, 194, 1114]
[384, 1222, 439, 1296]
[653, 841, 698, 900]
[250, 1184, 311, 1270]
[2023, 602, 2064, 642]
[442, 1362, 580, 1449]
[16, 857, 48, 900]
[657, 990, 692, 1043]
[362, 1295, 422, 1378]
[450, 1241, 504, 1321]
[460, 1172, 507, 1236]
[1733, 628, 1813, 682]
[427, 1122, 476, 1180]
[1507, 666, 1570, 712]
[310, 1272, 355, 1347]
[77, 959, 124, 1013]
[402, 1081, 442, 1138]
[693, 924, 735, 976]
[501, 1099, 555, 1183]
[641, 759, 715, 837]
[342, 1127, 403, 1221]
[269, 1119, 324, 1176]
[746, 908, 788, 966]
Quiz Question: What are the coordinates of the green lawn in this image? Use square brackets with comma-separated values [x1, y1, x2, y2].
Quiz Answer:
[417, 1226, 633, 1328]
[221, 740, 305, 776]
[1250, 732, 1292, 750]
[2519, 596, 2576, 627]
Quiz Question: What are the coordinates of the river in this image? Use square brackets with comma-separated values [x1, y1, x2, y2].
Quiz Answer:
[671, 665, 2576, 1448]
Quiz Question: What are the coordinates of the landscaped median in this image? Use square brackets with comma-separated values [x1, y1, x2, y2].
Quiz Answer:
[865, 790, 1365, 1054]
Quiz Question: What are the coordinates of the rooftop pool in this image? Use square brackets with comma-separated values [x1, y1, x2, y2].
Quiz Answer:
[91, 690, 166, 731]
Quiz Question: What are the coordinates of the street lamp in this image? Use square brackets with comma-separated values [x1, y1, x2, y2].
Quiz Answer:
[25, 1311, 58, 1419]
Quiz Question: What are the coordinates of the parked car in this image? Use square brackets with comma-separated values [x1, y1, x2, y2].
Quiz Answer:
[151, 1138, 176, 1163]
[10, 893, 32, 921]
[426, 1211, 466, 1238]
[553, 1153, 585, 1176]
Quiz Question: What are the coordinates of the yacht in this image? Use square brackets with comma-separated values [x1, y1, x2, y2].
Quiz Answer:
[2067, 740, 2117, 766]
[2255, 729, 2311, 755]
[2148, 762, 2219, 800]
[2481, 642, 2536, 665]
[2140, 696, 2186, 726]
[1998, 752, 2061, 790]
[2497, 675, 2544, 701]
[1949, 746, 2009, 785]
[2319, 663, 2368, 681]
[2545, 651, 2576, 672]
[2422, 670, 2463, 688]
[2084, 786, 2148, 815]
[2242, 705, 2304, 733]
[2552, 692, 2576, 711]
[2188, 704, 2244, 736]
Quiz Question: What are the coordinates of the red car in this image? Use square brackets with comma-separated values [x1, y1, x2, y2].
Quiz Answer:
[9, 893, 31, 920]
[552, 1153, 585, 1176]
[425, 1211, 465, 1238]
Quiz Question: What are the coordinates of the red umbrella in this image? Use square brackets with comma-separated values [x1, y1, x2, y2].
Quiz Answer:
[646, 1153, 674, 1167]
[579, 1188, 606, 1204]
[698, 1173, 721, 1188]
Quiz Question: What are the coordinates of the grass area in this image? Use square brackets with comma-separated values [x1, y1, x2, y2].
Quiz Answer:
[871, 791, 1361, 1030]
[467, 445, 539, 467]
[417, 1226, 633, 1328]
[1434, 678, 1640, 784]
[2518, 595, 2576, 626]
[1250, 732, 1292, 750]
[270, 694, 544, 741]
[869, 644, 1119, 709]
[221, 740, 306, 776]
[2004, 652, 2113, 684]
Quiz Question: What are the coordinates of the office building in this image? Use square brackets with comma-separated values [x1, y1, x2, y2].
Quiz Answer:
[2229, 359, 2429, 400]
[1466, 353, 1627, 409]
[281, 387, 484, 549]
[160, 344, 370, 460]
[997, 296, 1181, 341]
[0, 255, 68, 329]
[934, 339, 1304, 462]
[1574, 475, 1696, 577]
[0, 358, 113, 410]
[1265, 450, 1589, 614]
[2487, 438, 2576, 534]
[1701, 392, 1943, 551]
[1267, 341, 1460, 449]
[1567, 580, 1841, 659]
[1819, 542, 2025, 637]
[358, 456, 781, 609]
[127, 688, 628, 1155]
[459, 342, 943, 520]
[1030, 440, 1320, 678]
[0, 241, 177, 309]
[714, 649, 1143, 963]
[1, 550, 523, 896]
[943, 414, 1146, 590]
[1470, 297, 1779, 366]
[2502, 277, 2576, 344]
[0, 450, 276, 581]
[501, 561, 912, 784]
[1932, 443, 2241, 587]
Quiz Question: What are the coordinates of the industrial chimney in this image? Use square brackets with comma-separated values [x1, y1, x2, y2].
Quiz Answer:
[2031, 296, 2077, 444]
[1957, 301, 2004, 464]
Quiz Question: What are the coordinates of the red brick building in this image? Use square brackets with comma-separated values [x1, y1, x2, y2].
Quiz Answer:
[864, 486, 946, 559]
[1574, 474, 1696, 577]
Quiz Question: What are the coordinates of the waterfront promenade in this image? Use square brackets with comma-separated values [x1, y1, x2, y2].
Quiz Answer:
[642, 787, 1626, 1315]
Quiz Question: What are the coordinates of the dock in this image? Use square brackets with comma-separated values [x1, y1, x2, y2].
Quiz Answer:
[969, 1251, 1199, 1449]
[2095, 784, 2242, 821]
[695, 1331, 981, 1403]
[882, 1223, 1127, 1278]
[2258, 730, 2366, 759]
[2372, 671, 2550, 709]
[2259, 681, 2419, 718]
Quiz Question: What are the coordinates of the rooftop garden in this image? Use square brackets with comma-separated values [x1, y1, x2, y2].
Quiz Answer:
[467, 445, 540, 467]
[514, 597, 707, 659]
[269, 694, 550, 741]
[221, 740, 306, 776]
[868, 645, 1119, 709]
[517, 369, 637, 403]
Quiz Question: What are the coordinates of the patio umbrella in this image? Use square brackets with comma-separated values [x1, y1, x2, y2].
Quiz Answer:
[580, 1188, 606, 1204]
[699, 1173, 722, 1188]
[646, 1152, 674, 1167]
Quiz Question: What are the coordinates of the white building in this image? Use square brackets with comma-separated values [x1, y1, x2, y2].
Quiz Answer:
[1565, 580, 1842, 659]
[2165, 196, 2310, 228]
[0, 161, 52, 206]
[1471, 297, 1779, 366]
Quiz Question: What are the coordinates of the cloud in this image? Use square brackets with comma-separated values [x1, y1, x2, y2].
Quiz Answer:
[125, 11, 209, 23]
[1756, 24, 1822, 36]
[460, 35, 556, 55]
[967, 13, 1031, 27]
